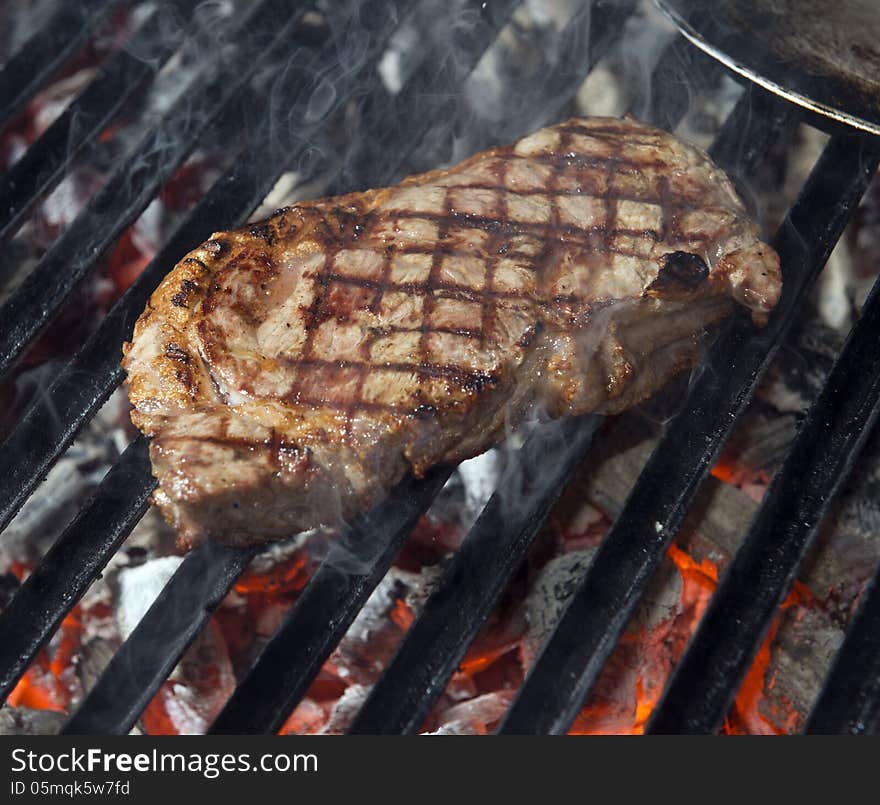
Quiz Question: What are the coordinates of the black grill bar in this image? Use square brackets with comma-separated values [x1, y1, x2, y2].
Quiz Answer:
[646, 269, 880, 734]
[0, 0, 308, 381]
[348, 416, 600, 735]
[498, 131, 880, 734]
[708, 86, 797, 184]
[63, 540, 258, 735]
[806, 565, 880, 735]
[209, 465, 453, 735]
[0, 0, 120, 132]
[0, 0, 201, 245]
[0, 436, 153, 702]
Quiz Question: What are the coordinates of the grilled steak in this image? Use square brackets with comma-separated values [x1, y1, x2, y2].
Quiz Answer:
[123, 116, 781, 547]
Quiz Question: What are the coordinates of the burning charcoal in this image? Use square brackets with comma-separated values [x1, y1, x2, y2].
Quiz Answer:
[329, 566, 442, 686]
[280, 697, 327, 735]
[522, 539, 718, 733]
[248, 531, 313, 576]
[75, 637, 115, 699]
[142, 621, 235, 736]
[752, 607, 843, 734]
[113, 553, 236, 734]
[0, 706, 67, 736]
[319, 685, 372, 735]
[521, 549, 597, 669]
[429, 691, 515, 735]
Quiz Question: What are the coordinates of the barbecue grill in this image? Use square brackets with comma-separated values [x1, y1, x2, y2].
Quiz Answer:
[1, 0, 879, 736]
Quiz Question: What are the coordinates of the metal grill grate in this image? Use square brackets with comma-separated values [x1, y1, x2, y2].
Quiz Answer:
[0, 0, 878, 736]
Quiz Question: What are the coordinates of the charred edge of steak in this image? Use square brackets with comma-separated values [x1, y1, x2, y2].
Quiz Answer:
[171, 278, 200, 307]
[647, 251, 710, 296]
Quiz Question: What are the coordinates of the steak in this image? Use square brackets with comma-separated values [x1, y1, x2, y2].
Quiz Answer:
[123, 116, 781, 547]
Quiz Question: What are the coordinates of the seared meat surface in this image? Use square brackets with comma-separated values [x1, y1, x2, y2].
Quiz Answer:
[123, 116, 781, 546]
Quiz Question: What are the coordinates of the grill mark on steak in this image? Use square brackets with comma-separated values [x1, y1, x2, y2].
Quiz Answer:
[286, 357, 498, 386]
[123, 115, 782, 546]
[479, 158, 509, 349]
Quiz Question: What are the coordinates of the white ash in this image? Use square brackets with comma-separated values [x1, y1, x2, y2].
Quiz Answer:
[522, 547, 683, 670]
[114, 555, 183, 640]
[376, 0, 442, 94]
[630, 555, 682, 633]
[454, 449, 503, 523]
[76, 637, 116, 699]
[319, 684, 371, 735]
[521, 549, 597, 669]
[77, 581, 118, 646]
[0, 706, 67, 736]
[247, 530, 313, 576]
[760, 607, 843, 733]
[157, 621, 235, 735]
[818, 238, 859, 331]
[284, 697, 326, 734]
[73, 506, 180, 648]
[575, 59, 629, 118]
[427, 691, 515, 735]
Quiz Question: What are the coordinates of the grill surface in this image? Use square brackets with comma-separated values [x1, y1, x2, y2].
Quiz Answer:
[0, 0, 878, 736]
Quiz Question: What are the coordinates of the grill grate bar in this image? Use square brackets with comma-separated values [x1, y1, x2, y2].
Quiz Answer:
[806, 564, 880, 735]
[209, 466, 453, 735]
[708, 85, 798, 184]
[0, 436, 153, 703]
[63, 539, 257, 735]
[646, 268, 880, 734]
[348, 416, 600, 735]
[0, 0, 308, 381]
[497, 130, 880, 734]
[0, 0, 202, 245]
[0, 0, 121, 132]
[205, 0, 635, 735]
